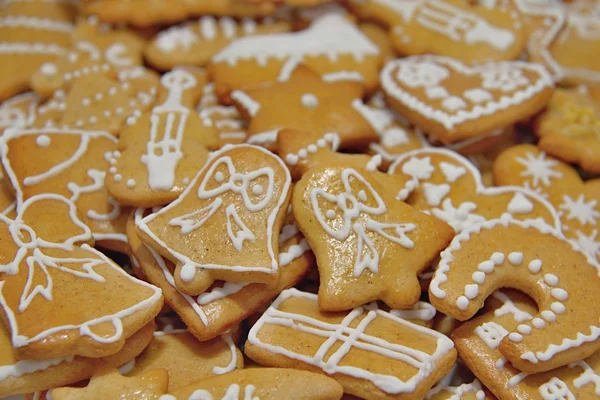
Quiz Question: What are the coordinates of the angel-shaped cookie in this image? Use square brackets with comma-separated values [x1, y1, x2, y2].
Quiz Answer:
[0, 194, 162, 360]
[137, 144, 291, 296]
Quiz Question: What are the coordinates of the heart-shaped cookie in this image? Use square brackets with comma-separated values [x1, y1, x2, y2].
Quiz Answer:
[381, 56, 554, 144]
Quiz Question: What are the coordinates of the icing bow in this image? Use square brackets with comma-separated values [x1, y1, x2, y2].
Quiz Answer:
[311, 169, 416, 276]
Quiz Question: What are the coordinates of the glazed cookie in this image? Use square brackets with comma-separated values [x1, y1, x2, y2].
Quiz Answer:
[209, 14, 382, 100]
[0, 322, 154, 398]
[381, 56, 554, 144]
[533, 88, 600, 174]
[137, 144, 291, 296]
[293, 165, 454, 311]
[30, 19, 145, 98]
[0, 194, 163, 360]
[232, 65, 379, 150]
[1, 127, 133, 253]
[197, 82, 247, 146]
[347, 0, 525, 63]
[430, 214, 600, 373]
[245, 288, 457, 400]
[105, 68, 218, 208]
[145, 17, 291, 71]
[388, 148, 561, 233]
[0, 92, 39, 135]
[129, 207, 312, 341]
[164, 368, 344, 400]
[0, 0, 76, 101]
[493, 144, 600, 262]
[453, 289, 600, 399]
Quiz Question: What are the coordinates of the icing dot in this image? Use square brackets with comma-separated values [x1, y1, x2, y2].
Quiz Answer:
[36, 135, 51, 147]
[550, 302, 566, 314]
[528, 259, 542, 273]
[358, 190, 367, 201]
[109, 87, 117, 96]
[456, 296, 469, 310]
[180, 264, 196, 282]
[465, 284, 478, 299]
[64, 72, 72, 81]
[325, 209, 336, 219]
[491, 252, 505, 265]
[109, 167, 117, 174]
[316, 139, 326, 147]
[104, 110, 112, 118]
[75, 120, 83, 128]
[301, 93, 319, 108]
[472, 271, 486, 284]
[544, 274, 558, 286]
[551, 288, 568, 301]
[114, 174, 122, 182]
[298, 149, 308, 158]
[113, 151, 121, 157]
[509, 332, 523, 342]
[40, 62, 57, 76]
[517, 324, 532, 335]
[478, 260, 494, 273]
[532, 318, 545, 328]
[95, 93, 103, 101]
[541, 310, 556, 322]
[183, 177, 190, 185]
[82, 97, 91, 106]
[508, 252, 523, 265]
[307, 144, 318, 153]
[252, 184, 264, 195]
[127, 179, 136, 188]
[89, 116, 97, 124]
[214, 171, 225, 182]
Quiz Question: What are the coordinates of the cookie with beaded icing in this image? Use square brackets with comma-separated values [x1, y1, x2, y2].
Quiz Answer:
[145, 17, 290, 71]
[163, 368, 343, 400]
[245, 288, 456, 399]
[209, 14, 382, 101]
[0, 92, 39, 135]
[347, 0, 525, 63]
[293, 164, 454, 311]
[197, 82, 248, 147]
[0, 0, 76, 101]
[493, 144, 600, 263]
[0, 321, 155, 398]
[105, 68, 218, 208]
[381, 55, 554, 144]
[128, 206, 312, 341]
[136, 144, 292, 297]
[387, 148, 561, 233]
[452, 289, 600, 399]
[0, 194, 163, 360]
[430, 213, 600, 373]
[1, 127, 133, 253]
[232, 65, 380, 150]
[532, 88, 600, 174]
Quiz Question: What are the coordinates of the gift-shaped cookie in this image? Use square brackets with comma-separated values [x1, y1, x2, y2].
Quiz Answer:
[137, 144, 292, 296]
[381, 56, 554, 144]
[245, 288, 457, 400]
[453, 289, 600, 399]
[389, 148, 561, 233]
[106, 68, 219, 208]
[430, 214, 600, 373]
[0, 194, 162, 360]
[293, 165, 454, 311]
[1, 127, 132, 253]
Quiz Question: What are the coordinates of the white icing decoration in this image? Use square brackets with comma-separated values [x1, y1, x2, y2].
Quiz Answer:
[389, 301, 436, 321]
[425, 86, 449, 100]
[422, 183, 450, 207]
[516, 151, 563, 187]
[475, 321, 508, 349]
[439, 162, 466, 183]
[401, 156, 435, 180]
[284, 133, 340, 167]
[321, 71, 365, 83]
[441, 96, 467, 111]
[231, 90, 260, 117]
[155, 26, 199, 52]
[396, 60, 450, 88]
[0, 92, 37, 130]
[507, 193, 534, 214]
[463, 88, 493, 104]
[538, 377, 575, 400]
[212, 333, 238, 375]
[301, 93, 319, 109]
[560, 194, 600, 226]
[570, 360, 600, 395]
[183, 384, 257, 400]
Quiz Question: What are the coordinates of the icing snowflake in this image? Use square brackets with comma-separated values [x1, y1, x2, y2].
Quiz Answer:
[560, 194, 600, 226]
[574, 229, 600, 258]
[156, 26, 199, 52]
[515, 151, 562, 187]
[481, 69, 529, 92]
[401, 156, 435, 180]
[396, 61, 449, 88]
[431, 198, 486, 232]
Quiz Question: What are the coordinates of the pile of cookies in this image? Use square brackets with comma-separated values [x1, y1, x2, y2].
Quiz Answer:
[0, 0, 599, 399]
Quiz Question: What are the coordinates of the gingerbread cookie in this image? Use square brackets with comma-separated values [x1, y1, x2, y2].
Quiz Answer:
[137, 144, 291, 296]
[453, 289, 600, 399]
[209, 14, 382, 100]
[197, 82, 248, 146]
[494, 144, 600, 262]
[347, 0, 525, 63]
[293, 165, 454, 311]
[381, 56, 554, 144]
[430, 214, 600, 373]
[145, 17, 290, 71]
[0, 194, 162, 360]
[388, 148, 560, 233]
[0, 92, 38, 135]
[426, 363, 494, 400]
[106, 68, 218, 208]
[0, 0, 76, 101]
[130, 207, 312, 341]
[0, 173, 15, 219]
[246, 288, 457, 399]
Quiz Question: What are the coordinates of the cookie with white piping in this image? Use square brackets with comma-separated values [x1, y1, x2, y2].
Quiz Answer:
[429, 214, 600, 373]
[0, 0, 76, 101]
[0, 194, 163, 360]
[381, 55, 554, 144]
[209, 13, 382, 101]
[197, 82, 248, 147]
[426, 362, 495, 400]
[232, 65, 380, 150]
[164, 367, 343, 400]
[0, 92, 39, 135]
[387, 148, 561, 233]
[0, 321, 154, 398]
[105, 68, 218, 208]
[1, 127, 133, 253]
[245, 288, 457, 400]
[452, 289, 600, 399]
[493, 144, 600, 263]
[128, 206, 312, 341]
[293, 164, 454, 311]
[136, 144, 292, 297]
[144, 16, 291, 71]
